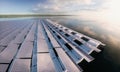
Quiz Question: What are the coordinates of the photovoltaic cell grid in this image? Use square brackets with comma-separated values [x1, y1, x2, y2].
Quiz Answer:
[0, 19, 105, 72]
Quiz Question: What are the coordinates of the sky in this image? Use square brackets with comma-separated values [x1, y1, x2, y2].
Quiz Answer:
[0, 0, 105, 14]
[0, 0, 120, 24]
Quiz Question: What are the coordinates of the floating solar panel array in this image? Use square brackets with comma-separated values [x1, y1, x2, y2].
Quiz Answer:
[0, 19, 105, 72]
[40, 19, 105, 72]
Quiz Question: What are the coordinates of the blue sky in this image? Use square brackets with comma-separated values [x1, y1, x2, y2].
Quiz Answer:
[0, 0, 105, 14]
[0, 0, 46, 14]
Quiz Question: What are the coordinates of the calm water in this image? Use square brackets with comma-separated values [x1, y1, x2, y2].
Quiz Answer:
[0, 16, 120, 72]
[49, 16, 120, 72]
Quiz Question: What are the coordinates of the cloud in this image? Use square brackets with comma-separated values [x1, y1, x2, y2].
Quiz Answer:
[33, 0, 103, 13]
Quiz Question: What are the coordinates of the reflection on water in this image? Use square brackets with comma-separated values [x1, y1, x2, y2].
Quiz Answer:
[0, 16, 120, 72]
[49, 16, 120, 72]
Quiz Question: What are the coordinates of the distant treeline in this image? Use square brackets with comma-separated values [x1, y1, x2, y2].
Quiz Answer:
[0, 14, 73, 18]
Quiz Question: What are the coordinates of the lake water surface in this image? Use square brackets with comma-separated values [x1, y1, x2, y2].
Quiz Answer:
[50, 16, 120, 72]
